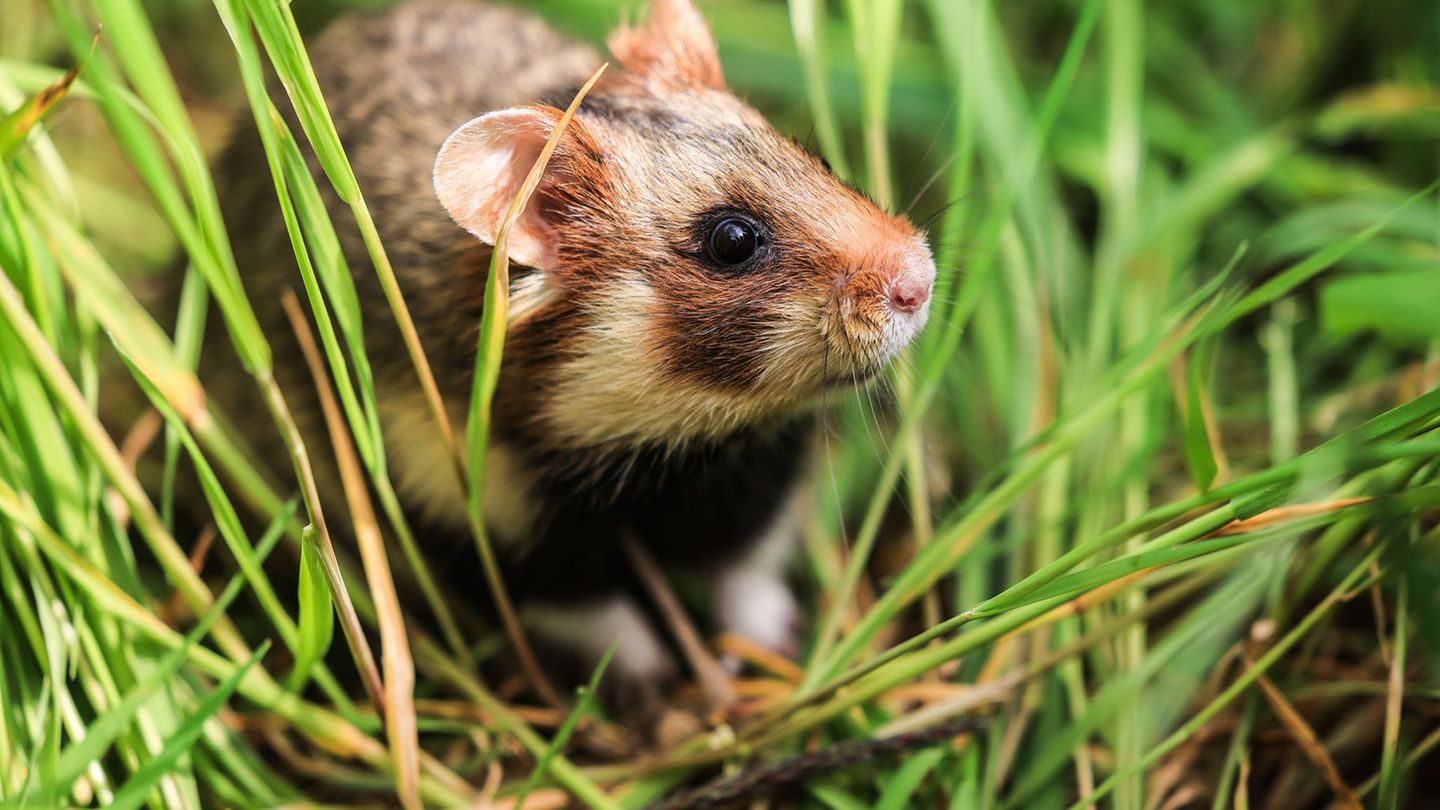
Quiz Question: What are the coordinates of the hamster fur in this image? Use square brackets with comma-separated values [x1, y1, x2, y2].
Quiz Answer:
[211, 0, 935, 705]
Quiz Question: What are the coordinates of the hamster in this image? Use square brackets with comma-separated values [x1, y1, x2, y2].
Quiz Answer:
[212, 0, 935, 707]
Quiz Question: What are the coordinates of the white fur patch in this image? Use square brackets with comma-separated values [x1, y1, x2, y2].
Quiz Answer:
[507, 271, 557, 328]
[542, 237, 933, 449]
[377, 394, 539, 545]
[545, 276, 818, 447]
[524, 595, 674, 680]
[714, 488, 803, 653]
[717, 568, 798, 654]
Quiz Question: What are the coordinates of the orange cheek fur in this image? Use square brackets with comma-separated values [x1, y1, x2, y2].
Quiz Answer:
[531, 90, 931, 412]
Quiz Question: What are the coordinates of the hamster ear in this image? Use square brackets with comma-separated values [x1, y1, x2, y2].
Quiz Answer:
[433, 106, 588, 272]
[608, 0, 725, 90]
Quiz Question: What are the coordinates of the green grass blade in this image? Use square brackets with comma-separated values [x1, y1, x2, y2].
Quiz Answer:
[51, 570, 250, 795]
[106, 641, 271, 810]
[288, 525, 334, 692]
[464, 65, 607, 709]
[513, 644, 615, 807]
[1069, 541, 1388, 810]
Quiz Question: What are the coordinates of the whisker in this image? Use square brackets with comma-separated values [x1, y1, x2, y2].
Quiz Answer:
[850, 368, 883, 461]
[917, 191, 977, 231]
[820, 341, 853, 574]
[899, 94, 960, 215]
[863, 370, 891, 460]
[904, 152, 964, 218]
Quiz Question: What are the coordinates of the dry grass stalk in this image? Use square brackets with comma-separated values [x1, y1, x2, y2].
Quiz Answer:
[256, 365, 384, 711]
[283, 290, 422, 810]
[160, 523, 216, 624]
[117, 408, 163, 471]
[1214, 497, 1373, 535]
[1252, 668, 1364, 810]
[463, 65, 611, 711]
[715, 632, 804, 682]
[621, 532, 736, 711]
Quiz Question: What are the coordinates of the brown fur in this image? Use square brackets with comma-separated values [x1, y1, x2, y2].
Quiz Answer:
[608, 0, 727, 91]
[210, 0, 935, 703]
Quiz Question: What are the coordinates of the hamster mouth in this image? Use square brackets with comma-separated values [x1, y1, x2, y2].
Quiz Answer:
[813, 325, 912, 393]
[820, 363, 882, 389]
[809, 293, 930, 394]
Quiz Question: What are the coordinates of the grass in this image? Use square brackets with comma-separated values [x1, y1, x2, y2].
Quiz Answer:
[2, 0, 1438, 807]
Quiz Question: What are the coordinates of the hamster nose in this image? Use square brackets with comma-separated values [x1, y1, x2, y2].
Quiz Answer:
[890, 281, 929, 313]
[888, 267, 933, 314]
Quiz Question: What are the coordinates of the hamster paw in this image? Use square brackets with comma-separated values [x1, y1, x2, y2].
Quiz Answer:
[716, 567, 802, 661]
[524, 595, 678, 721]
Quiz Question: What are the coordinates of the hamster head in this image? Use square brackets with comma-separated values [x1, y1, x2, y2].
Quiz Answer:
[434, 0, 935, 447]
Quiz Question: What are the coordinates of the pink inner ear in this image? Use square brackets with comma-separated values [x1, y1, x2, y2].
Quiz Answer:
[499, 137, 564, 271]
[433, 108, 566, 272]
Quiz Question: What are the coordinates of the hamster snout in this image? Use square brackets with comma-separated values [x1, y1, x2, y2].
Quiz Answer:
[825, 240, 936, 376]
[887, 254, 934, 315]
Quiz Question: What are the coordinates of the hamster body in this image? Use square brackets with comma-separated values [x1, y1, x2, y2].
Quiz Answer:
[214, 0, 934, 701]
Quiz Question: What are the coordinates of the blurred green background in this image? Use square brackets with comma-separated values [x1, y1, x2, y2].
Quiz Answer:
[2, 0, 1439, 808]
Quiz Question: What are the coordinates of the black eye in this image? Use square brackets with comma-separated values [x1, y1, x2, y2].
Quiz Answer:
[708, 217, 759, 265]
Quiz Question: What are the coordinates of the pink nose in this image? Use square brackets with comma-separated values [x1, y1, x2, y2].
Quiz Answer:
[889, 275, 932, 314]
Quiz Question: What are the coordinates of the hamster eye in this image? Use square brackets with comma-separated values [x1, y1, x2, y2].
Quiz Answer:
[707, 217, 760, 265]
